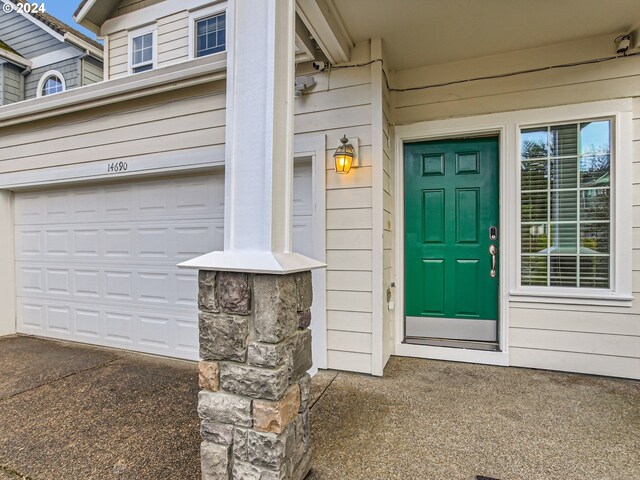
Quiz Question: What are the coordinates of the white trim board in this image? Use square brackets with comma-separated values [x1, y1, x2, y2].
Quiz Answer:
[294, 134, 328, 371]
[30, 46, 83, 70]
[0, 57, 226, 128]
[393, 98, 634, 366]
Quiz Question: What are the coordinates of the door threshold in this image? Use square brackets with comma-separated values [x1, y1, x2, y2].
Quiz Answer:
[404, 336, 500, 352]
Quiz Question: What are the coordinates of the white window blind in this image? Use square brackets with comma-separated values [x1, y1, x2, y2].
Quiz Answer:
[520, 119, 611, 288]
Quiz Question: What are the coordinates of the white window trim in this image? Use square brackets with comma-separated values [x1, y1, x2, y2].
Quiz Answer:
[512, 105, 633, 306]
[36, 70, 66, 98]
[188, 2, 227, 60]
[128, 25, 157, 75]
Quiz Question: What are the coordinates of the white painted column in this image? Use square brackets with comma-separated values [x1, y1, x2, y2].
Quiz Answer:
[180, 0, 323, 274]
[0, 191, 16, 336]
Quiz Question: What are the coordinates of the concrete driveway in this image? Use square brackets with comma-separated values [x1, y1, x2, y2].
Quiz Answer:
[1, 336, 638, 480]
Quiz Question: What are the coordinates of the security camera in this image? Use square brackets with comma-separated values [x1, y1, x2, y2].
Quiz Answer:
[312, 61, 328, 72]
[616, 35, 631, 54]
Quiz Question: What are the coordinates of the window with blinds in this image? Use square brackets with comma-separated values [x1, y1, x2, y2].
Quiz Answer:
[520, 119, 611, 288]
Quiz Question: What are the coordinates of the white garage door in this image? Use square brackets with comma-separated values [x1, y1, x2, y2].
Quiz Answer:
[15, 164, 314, 360]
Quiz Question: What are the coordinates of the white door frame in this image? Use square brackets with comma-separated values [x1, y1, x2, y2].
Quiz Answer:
[394, 120, 512, 367]
[294, 134, 328, 370]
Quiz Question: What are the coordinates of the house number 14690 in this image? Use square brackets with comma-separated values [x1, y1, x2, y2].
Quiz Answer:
[107, 162, 128, 173]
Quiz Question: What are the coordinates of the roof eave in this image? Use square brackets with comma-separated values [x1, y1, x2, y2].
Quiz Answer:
[0, 49, 32, 69]
[73, 0, 119, 35]
[64, 32, 104, 60]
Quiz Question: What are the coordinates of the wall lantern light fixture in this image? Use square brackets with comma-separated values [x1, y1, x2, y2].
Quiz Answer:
[334, 135, 357, 174]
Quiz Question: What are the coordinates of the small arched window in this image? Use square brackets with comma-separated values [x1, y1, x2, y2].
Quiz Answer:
[37, 71, 66, 97]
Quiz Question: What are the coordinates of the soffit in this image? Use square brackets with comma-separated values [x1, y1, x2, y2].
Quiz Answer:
[331, 0, 640, 70]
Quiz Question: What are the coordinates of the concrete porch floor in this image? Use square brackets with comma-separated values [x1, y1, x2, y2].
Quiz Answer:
[0, 336, 638, 480]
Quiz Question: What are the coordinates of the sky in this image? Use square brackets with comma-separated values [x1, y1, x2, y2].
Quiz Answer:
[45, 0, 96, 39]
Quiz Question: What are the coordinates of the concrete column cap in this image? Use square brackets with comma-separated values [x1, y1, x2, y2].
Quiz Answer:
[178, 250, 326, 274]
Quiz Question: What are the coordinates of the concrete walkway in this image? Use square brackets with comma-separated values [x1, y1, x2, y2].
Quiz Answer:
[0, 336, 638, 480]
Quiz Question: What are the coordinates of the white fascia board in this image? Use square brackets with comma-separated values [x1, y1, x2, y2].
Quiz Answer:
[101, 0, 223, 35]
[296, 0, 351, 64]
[0, 57, 226, 128]
[0, 50, 31, 69]
[0, 0, 64, 42]
[64, 33, 104, 60]
[30, 45, 81, 69]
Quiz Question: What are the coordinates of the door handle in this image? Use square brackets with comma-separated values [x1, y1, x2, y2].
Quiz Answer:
[489, 244, 498, 278]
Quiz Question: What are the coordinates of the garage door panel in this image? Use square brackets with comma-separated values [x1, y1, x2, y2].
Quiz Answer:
[15, 177, 225, 227]
[18, 297, 199, 357]
[16, 222, 223, 263]
[19, 267, 199, 306]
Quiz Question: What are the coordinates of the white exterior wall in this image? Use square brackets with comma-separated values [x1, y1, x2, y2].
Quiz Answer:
[0, 38, 381, 374]
[389, 33, 640, 379]
[0, 81, 226, 177]
[107, 29, 129, 79]
[157, 11, 190, 68]
[105, 5, 201, 79]
[296, 42, 377, 374]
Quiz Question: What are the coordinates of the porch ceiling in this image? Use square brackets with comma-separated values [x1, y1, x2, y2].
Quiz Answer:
[331, 0, 640, 70]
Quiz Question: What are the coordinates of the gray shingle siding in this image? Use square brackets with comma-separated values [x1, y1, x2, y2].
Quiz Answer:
[82, 56, 103, 85]
[1, 62, 25, 105]
[25, 58, 79, 99]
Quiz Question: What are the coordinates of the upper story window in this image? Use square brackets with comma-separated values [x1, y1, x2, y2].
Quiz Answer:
[520, 119, 612, 289]
[195, 13, 226, 57]
[129, 26, 156, 74]
[36, 71, 66, 97]
[190, 4, 227, 59]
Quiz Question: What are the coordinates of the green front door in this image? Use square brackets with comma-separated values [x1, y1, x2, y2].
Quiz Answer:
[405, 137, 499, 345]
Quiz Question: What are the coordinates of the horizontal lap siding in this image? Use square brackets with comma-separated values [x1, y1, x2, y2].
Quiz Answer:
[82, 57, 104, 86]
[108, 30, 128, 80]
[295, 42, 374, 373]
[392, 33, 640, 379]
[381, 60, 394, 368]
[0, 82, 226, 175]
[158, 11, 190, 67]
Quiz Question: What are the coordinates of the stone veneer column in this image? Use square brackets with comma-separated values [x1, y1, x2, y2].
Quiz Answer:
[197, 269, 313, 480]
